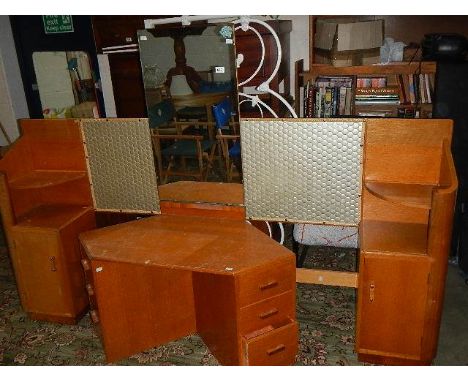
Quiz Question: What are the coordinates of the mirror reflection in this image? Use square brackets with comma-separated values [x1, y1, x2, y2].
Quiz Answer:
[137, 24, 241, 185]
[32, 51, 99, 118]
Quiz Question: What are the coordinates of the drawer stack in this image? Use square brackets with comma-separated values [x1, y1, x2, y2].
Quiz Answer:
[237, 259, 298, 366]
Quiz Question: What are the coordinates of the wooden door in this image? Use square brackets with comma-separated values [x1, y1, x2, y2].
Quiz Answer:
[356, 252, 431, 361]
[12, 229, 70, 316]
[107, 53, 147, 117]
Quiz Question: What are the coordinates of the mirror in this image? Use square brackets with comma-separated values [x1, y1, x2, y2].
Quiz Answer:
[137, 24, 241, 185]
[32, 51, 100, 118]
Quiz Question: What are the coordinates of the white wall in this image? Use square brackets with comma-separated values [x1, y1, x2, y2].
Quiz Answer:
[0, 16, 29, 145]
[282, 15, 309, 96]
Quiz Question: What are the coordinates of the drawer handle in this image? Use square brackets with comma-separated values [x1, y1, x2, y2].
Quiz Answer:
[49, 256, 57, 272]
[369, 282, 375, 302]
[81, 259, 90, 271]
[266, 344, 286, 356]
[90, 310, 100, 323]
[259, 281, 278, 291]
[86, 283, 94, 296]
[259, 308, 279, 319]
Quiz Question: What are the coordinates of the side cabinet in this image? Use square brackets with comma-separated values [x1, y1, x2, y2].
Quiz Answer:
[10, 207, 95, 324]
[11, 229, 70, 317]
[356, 253, 432, 364]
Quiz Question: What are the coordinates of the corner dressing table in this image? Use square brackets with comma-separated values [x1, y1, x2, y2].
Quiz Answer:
[79, 213, 297, 365]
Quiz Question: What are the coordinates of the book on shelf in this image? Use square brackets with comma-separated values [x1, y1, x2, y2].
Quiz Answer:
[357, 111, 391, 117]
[413, 73, 420, 104]
[304, 76, 353, 118]
[419, 74, 426, 104]
[397, 75, 408, 104]
[355, 86, 399, 95]
[357, 77, 387, 88]
[400, 73, 433, 105]
[408, 74, 416, 104]
[355, 85, 400, 105]
[425, 73, 432, 103]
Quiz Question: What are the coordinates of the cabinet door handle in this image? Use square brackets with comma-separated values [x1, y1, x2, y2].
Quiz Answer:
[49, 256, 57, 272]
[369, 282, 375, 302]
[259, 308, 279, 319]
[259, 281, 278, 291]
[266, 344, 286, 356]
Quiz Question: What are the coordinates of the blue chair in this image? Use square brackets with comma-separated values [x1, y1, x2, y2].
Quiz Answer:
[212, 98, 241, 182]
[148, 98, 178, 133]
[149, 99, 217, 184]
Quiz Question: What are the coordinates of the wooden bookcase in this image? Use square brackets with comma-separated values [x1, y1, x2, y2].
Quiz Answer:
[298, 62, 437, 118]
[298, 15, 468, 119]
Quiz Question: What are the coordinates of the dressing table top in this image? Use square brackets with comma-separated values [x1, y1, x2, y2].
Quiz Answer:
[79, 213, 293, 275]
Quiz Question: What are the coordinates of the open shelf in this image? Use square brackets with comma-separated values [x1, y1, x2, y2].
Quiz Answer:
[16, 204, 92, 230]
[360, 219, 428, 255]
[9, 170, 87, 190]
[302, 62, 437, 77]
[365, 181, 434, 210]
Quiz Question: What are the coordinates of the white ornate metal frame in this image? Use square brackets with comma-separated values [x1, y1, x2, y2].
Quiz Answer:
[144, 15, 298, 244]
[144, 15, 297, 119]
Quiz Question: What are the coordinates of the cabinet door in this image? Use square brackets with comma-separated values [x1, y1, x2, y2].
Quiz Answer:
[356, 253, 431, 360]
[12, 229, 70, 316]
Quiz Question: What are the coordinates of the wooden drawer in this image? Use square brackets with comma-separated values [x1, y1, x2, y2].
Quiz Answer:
[237, 260, 295, 307]
[80, 258, 93, 281]
[85, 282, 98, 309]
[241, 319, 298, 366]
[80, 258, 98, 310]
[238, 291, 295, 336]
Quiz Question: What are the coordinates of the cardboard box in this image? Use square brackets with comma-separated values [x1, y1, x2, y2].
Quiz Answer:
[314, 19, 384, 67]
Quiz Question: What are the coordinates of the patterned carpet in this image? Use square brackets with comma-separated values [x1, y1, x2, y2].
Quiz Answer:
[0, 232, 363, 366]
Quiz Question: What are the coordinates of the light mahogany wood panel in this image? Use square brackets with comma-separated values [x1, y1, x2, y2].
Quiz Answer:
[158, 181, 244, 206]
[160, 201, 245, 220]
[365, 119, 453, 147]
[365, 144, 442, 185]
[241, 320, 298, 366]
[361, 186, 429, 225]
[0, 138, 34, 182]
[365, 181, 433, 209]
[356, 253, 432, 361]
[20, 119, 88, 171]
[193, 272, 240, 365]
[360, 220, 428, 255]
[11, 229, 69, 315]
[238, 291, 296, 335]
[80, 214, 294, 275]
[364, 119, 453, 186]
[90, 259, 196, 363]
[421, 140, 458, 360]
[16, 205, 93, 229]
[158, 181, 245, 220]
[296, 268, 358, 288]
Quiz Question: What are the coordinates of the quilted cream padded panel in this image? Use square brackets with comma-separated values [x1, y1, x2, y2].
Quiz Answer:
[240, 119, 364, 224]
[81, 118, 160, 213]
